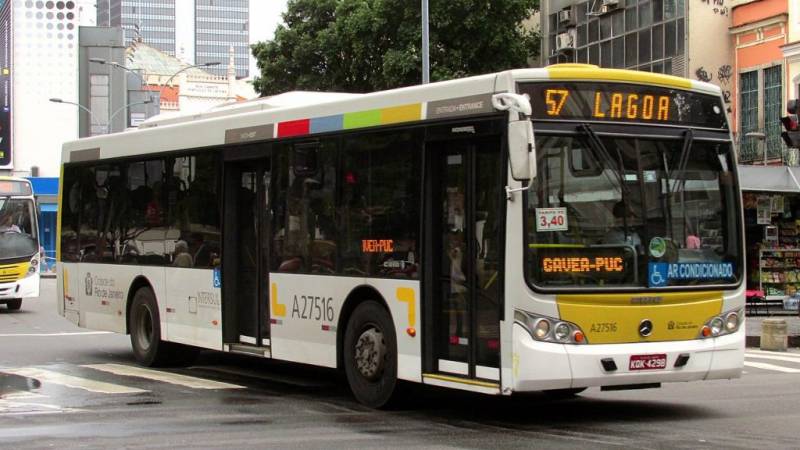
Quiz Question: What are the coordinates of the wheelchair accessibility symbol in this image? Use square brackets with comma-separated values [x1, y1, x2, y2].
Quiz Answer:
[648, 263, 669, 287]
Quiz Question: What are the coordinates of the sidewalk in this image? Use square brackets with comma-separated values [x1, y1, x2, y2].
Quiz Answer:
[746, 313, 800, 347]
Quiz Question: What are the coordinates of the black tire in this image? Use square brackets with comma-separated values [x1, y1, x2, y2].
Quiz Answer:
[343, 301, 398, 408]
[6, 298, 21, 310]
[129, 286, 170, 367]
[543, 387, 587, 399]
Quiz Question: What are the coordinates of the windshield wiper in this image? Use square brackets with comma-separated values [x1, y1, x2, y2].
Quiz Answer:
[578, 124, 634, 235]
[578, 124, 631, 198]
[669, 129, 694, 196]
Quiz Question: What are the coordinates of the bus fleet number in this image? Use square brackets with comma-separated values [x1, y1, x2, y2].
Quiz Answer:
[292, 295, 335, 322]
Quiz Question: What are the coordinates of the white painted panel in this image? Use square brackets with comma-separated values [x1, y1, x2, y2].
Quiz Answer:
[79, 263, 141, 333]
[438, 359, 469, 376]
[61, 262, 81, 313]
[476, 365, 500, 381]
[268, 274, 422, 381]
[164, 267, 223, 351]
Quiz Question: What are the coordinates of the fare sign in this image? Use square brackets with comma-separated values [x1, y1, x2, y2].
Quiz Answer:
[535, 207, 568, 232]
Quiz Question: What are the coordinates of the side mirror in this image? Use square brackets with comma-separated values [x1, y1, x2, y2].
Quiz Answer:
[508, 119, 536, 181]
[492, 92, 537, 184]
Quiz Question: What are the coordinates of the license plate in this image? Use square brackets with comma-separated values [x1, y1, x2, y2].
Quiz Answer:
[629, 354, 667, 371]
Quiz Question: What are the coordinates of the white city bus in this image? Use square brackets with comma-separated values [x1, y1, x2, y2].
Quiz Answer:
[57, 64, 744, 407]
[0, 177, 41, 311]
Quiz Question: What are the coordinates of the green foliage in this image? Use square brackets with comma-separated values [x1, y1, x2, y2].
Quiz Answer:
[252, 0, 540, 96]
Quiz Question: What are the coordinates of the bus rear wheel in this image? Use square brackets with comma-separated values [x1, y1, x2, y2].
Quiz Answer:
[343, 301, 398, 408]
[5, 299, 21, 310]
[129, 287, 171, 367]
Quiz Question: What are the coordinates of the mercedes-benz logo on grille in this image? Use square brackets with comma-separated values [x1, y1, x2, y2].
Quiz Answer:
[639, 319, 654, 337]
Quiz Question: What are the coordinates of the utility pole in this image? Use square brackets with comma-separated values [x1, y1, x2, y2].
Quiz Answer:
[422, 0, 429, 84]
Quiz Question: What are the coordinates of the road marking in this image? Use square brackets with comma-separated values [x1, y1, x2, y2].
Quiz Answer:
[745, 353, 800, 364]
[743, 361, 800, 373]
[746, 350, 800, 360]
[0, 331, 113, 337]
[83, 364, 245, 390]
[3, 367, 147, 394]
[0, 390, 45, 400]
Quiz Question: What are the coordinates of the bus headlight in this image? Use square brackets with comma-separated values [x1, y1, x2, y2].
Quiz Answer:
[515, 309, 587, 345]
[699, 308, 743, 339]
[533, 319, 550, 339]
[554, 322, 570, 341]
[27, 256, 38, 276]
[725, 311, 740, 332]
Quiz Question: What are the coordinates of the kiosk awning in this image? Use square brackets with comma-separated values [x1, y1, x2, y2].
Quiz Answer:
[738, 165, 800, 193]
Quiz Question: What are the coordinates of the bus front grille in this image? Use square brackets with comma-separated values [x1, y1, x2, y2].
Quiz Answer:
[0, 262, 29, 283]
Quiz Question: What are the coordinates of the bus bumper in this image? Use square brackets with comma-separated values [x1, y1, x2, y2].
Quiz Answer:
[0, 275, 39, 300]
[512, 323, 744, 392]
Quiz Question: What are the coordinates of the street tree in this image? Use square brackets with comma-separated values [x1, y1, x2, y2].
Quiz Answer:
[251, 0, 540, 96]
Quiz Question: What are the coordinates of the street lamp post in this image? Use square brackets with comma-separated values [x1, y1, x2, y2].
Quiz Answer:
[49, 98, 101, 135]
[161, 62, 221, 89]
[422, 0, 429, 84]
[89, 57, 149, 94]
[108, 99, 153, 134]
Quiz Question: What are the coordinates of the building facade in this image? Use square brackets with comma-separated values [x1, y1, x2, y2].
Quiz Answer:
[540, 0, 733, 118]
[97, 0, 176, 55]
[194, 0, 249, 78]
[730, 0, 790, 164]
[1, 0, 96, 263]
[127, 42, 255, 118]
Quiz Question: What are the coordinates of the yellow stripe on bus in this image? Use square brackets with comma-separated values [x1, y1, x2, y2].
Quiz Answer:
[556, 291, 723, 344]
[56, 164, 64, 262]
[546, 64, 693, 90]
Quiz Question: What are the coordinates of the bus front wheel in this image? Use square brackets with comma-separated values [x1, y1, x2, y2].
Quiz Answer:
[343, 300, 398, 408]
[129, 287, 170, 367]
[6, 299, 21, 310]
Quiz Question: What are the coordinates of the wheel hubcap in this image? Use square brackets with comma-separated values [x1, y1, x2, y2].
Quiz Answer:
[135, 305, 153, 351]
[354, 327, 386, 381]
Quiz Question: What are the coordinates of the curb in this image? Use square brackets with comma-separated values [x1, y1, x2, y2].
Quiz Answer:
[746, 335, 800, 348]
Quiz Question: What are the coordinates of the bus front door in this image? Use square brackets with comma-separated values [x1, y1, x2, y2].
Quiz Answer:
[428, 136, 503, 383]
[223, 158, 271, 348]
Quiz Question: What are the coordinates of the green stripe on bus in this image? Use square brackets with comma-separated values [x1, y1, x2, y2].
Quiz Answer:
[343, 109, 381, 129]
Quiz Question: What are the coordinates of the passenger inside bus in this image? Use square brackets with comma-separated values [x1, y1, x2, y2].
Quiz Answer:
[172, 240, 193, 268]
[0, 214, 20, 234]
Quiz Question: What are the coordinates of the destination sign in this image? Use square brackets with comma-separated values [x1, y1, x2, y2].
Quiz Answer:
[534, 246, 635, 284]
[0, 180, 30, 196]
[519, 82, 728, 129]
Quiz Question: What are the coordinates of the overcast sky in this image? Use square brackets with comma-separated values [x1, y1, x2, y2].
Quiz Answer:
[249, 0, 289, 76]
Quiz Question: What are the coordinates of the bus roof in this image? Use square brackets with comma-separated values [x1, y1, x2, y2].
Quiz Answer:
[62, 65, 723, 163]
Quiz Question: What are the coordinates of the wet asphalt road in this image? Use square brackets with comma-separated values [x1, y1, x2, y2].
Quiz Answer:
[2, 280, 800, 449]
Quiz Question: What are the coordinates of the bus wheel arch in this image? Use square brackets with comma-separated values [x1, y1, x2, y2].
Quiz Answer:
[125, 276, 154, 335]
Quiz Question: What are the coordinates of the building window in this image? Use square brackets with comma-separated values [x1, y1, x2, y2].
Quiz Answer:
[548, 0, 685, 75]
[764, 65, 784, 160]
[739, 65, 785, 163]
[739, 70, 759, 162]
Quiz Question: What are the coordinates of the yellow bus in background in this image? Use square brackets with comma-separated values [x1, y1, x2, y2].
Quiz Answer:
[0, 177, 41, 310]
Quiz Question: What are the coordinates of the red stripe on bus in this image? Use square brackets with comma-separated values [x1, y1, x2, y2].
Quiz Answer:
[277, 119, 310, 137]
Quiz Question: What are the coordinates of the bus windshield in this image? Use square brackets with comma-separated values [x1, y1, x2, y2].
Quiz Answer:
[0, 197, 38, 260]
[526, 132, 741, 289]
